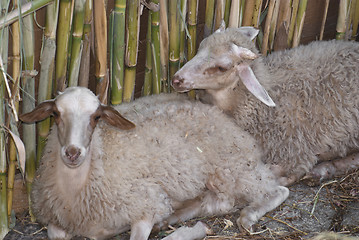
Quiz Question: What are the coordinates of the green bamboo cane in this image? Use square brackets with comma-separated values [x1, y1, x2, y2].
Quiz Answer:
[36, 0, 59, 170]
[150, 0, 161, 95]
[269, 0, 280, 51]
[55, 0, 73, 92]
[169, 0, 180, 82]
[319, 0, 330, 40]
[239, 0, 245, 26]
[159, 0, 169, 93]
[251, 0, 262, 27]
[110, 0, 126, 105]
[262, 0, 276, 55]
[179, 0, 187, 67]
[93, 0, 108, 103]
[187, 0, 198, 98]
[336, 0, 348, 40]
[0, 0, 53, 29]
[0, 0, 9, 236]
[78, 0, 92, 87]
[352, 0, 359, 40]
[204, 0, 215, 37]
[68, 0, 85, 87]
[143, 12, 152, 96]
[7, 0, 21, 224]
[224, 0, 231, 26]
[20, 9, 37, 222]
[123, 0, 140, 101]
[243, 0, 255, 26]
[292, 0, 307, 47]
[214, 0, 224, 30]
[287, 0, 299, 47]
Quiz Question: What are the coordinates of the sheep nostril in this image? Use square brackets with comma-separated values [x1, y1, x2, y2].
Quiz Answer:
[65, 146, 81, 162]
[171, 75, 184, 87]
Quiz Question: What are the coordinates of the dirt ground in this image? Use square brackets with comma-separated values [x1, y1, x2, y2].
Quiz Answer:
[4, 170, 359, 240]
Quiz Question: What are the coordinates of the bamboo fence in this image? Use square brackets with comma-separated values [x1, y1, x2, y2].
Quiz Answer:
[0, 0, 358, 238]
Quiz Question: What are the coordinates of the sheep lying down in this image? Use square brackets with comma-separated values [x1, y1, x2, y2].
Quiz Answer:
[20, 87, 288, 240]
[172, 26, 359, 186]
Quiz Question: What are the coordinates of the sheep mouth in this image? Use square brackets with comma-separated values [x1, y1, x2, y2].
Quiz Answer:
[61, 157, 85, 168]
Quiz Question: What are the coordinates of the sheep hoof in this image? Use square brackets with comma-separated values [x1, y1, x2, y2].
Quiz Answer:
[236, 209, 256, 233]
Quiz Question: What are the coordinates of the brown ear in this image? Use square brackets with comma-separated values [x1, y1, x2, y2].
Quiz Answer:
[101, 105, 135, 130]
[19, 100, 56, 123]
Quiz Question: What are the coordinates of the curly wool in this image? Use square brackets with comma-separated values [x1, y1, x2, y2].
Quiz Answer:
[31, 93, 280, 238]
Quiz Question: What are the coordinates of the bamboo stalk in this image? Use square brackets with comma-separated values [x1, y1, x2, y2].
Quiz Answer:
[143, 12, 152, 96]
[347, 0, 356, 40]
[352, 0, 359, 40]
[224, 0, 231, 26]
[228, 0, 240, 28]
[262, 0, 276, 55]
[239, 0, 245, 26]
[251, 0, 263, 27]
[0, 0, 53, 29]
[179, 0, 187, 67]
[336, 0, 348, 40]
[110, 0, 126, 105]
[36, 0, 59, 172]
[7, 0, 20, 224]
[242, 0, 255, 26]
[169, 0, 180, 82]
[55, 0, 74, 92]
[68, 0, 86, 87]
[159, 0, 169, 92]
[150, 0, 161, 94]
[21, 9, 37, 222]
[78, 0, 92, 87]
[214, 0, 225, 30]
[287, 0, 299, 46]
[292, 0, 307, 47]
[0, 0, 9, 236]
[269, 0, 281, 51]
[319, 0, 330, 40]
[123, 0, 140, 101]
[187, 0, 198, 98]
[204, 0, 215, 37]
[94, 0, 108, 103]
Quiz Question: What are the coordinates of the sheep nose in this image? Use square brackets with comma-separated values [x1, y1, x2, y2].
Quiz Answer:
[65, 145, 81, 162]
[171, 75, 184, 88]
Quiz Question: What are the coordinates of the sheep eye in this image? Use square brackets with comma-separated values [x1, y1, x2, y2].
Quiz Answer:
[52, 111, 60, 118]
[93, 115, 101, 122]
[204, 66, 228, 75]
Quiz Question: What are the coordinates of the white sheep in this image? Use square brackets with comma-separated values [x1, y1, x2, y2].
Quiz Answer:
[172, 26, 359, 186]
[20, 87, 289, 240]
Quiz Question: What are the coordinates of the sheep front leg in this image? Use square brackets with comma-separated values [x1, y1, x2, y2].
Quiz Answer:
[237, 186, 289, 232]
[130, 219, 154, 240]
[305, 152, 359, 184]
[47, 223, 73, 240]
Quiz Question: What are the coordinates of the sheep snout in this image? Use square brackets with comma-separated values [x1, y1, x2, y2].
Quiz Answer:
[61, 145, 86, 167]
[171, 75, 189, 92]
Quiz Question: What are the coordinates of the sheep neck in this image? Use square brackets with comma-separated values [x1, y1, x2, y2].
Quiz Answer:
[56, 148, 92, 196]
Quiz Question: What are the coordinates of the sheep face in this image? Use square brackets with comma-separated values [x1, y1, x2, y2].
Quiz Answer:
[172, 27, 275, 107]
[20, 87, 135, 168]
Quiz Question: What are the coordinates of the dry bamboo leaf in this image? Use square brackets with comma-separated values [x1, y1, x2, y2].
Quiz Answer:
[7, 128, 26, 177]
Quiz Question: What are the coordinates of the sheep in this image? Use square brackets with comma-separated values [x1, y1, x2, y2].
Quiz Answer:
[171, 26, 359, 186]
[20, 86, 289, 240]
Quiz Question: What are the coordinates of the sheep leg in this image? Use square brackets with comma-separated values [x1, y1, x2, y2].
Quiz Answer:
[47, 223, 73, 240]
[129, 219, 154, 240]
[305, 152, 359, 184]
[237, 186, 289, 232]
[162, 221, 212, 240]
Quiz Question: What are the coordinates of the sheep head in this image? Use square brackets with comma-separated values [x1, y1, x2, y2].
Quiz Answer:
[20, 87, 135, 168]
[172, 27, 275, 107]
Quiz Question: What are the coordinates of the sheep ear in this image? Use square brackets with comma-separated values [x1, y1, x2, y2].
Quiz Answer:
[20, 100, 56, 123]
[215, 20, 226, 33]
[237, 27, 259, 41]
[231, 44, 258, 59]
[236, 64, 276, 107]
[101, 106, 136, 130]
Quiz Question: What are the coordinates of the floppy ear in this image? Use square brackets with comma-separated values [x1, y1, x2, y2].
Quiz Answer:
[235, 64, 276, 107]
[100, 105, 136, 130]
[237, 27, 259, 41]
[20, 100, 56, 123]
[231, 44, 258, 60]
